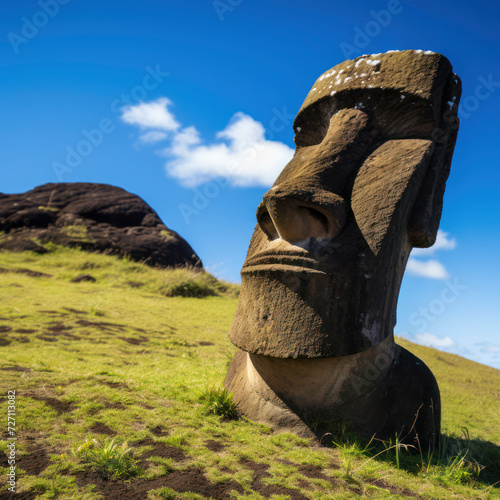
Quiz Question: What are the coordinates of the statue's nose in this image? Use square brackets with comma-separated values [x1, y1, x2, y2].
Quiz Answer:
[257, 186, 346, 243]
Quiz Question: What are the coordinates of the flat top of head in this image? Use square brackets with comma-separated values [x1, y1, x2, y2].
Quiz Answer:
[294, 50, 458, 146]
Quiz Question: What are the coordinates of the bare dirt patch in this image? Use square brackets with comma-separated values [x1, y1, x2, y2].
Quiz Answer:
[0, 365, 31, 372]
[75, 467, 244, 499]
[36, 334, 58, 342]
[140, 439, 187, 463]
[42, 323, 82, 340]
[369, 479, 422, 498]
[16, 447, 50, 476]
[77, 319, 126, 331]
[30, 395, 75, 415]
[125, 281, 144, 288]
[0, 267, 52, 278]
[62, 307, 88, 314]
[118, 336, 149, 345]
[205, 439, 225, 452]
[100, 380, 129, 390]
[102, 400, 126, 410]
[71, 274, 96, 283]
[298, 463, 339, 481]
[15, 328, 36, 333]
[88, 422, 117, 436]
[150, 425, 169, 437]
[239, 457, 310, 500]
[47, 322, 73, 333]
[0, 491, 38, 499]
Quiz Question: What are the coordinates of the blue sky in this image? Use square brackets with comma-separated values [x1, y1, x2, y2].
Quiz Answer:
[1, 0, 499, 368]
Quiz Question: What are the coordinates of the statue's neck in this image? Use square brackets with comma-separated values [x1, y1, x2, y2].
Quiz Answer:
[247, 336, 397, 412]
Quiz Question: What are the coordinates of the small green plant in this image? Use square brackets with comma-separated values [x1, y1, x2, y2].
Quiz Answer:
[423, 428, 487, 485]
[160, 229, 176, 240]
[38, 205, 60, 212]
[199, 387, 238, 419]
[89, 305, 105, 316]
[42, 240, 59, 252]
[61, 223, 89, 240]
[148, 486, 178, 499]
[155, 266, 240, 298]
[74, 437, 139, 480]
[158, 268, 219, 298]
[342, 452, 355, 481]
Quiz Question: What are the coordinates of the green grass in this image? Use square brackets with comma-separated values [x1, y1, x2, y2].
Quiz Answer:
[73, 437, 139, 480]
[0, 246, 498, 499]
[38, 206, 60, 213]
[60, 223, 91, 241]
[199, 387, 238, 419]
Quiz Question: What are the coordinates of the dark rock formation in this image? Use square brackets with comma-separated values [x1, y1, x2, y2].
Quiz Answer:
[225, 50, 461, 451]
[0, 183, 201, 268]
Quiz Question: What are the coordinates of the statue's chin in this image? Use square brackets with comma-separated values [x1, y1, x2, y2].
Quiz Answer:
[229, 270, 390, 358]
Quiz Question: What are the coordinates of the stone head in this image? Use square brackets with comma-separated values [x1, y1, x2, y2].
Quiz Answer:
[229, 50, 461, 358]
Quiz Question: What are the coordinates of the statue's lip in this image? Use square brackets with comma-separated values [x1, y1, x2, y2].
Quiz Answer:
[242, 253, 325, 274]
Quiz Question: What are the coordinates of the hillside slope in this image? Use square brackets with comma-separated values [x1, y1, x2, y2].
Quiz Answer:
[0, 247, 498, 499]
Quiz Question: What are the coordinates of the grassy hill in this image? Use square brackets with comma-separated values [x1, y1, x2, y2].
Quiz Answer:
[0, 246, 499, 499]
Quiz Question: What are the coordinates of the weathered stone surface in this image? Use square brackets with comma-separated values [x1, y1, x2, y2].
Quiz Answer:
[225, 50, 461, 450]
[226, 341, 441, 448]
[0, 183, 201, 268]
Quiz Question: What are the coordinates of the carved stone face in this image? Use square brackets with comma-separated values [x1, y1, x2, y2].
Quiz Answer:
[229, 50, 461, 358]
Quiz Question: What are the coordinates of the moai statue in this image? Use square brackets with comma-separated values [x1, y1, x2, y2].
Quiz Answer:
[225, 50, 461, 450]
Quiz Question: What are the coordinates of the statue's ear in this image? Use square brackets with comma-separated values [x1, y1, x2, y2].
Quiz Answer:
[408, 73, 462, 248]
[407, 127, 458, 247]
[351, 138, 433, 256]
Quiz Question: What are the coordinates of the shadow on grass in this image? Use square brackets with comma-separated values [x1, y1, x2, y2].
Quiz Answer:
[315, 421, 500, 488]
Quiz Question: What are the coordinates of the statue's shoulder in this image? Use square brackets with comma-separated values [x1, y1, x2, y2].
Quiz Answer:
[380, 344, 440, 450]
[390, 345, 439, 393]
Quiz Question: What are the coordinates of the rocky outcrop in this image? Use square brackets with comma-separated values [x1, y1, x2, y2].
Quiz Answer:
[0, 183, 201, 268]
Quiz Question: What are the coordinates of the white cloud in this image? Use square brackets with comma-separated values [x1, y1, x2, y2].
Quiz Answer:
[120, 98, 294, 188]
[406, 229, 456, 280]
[406, 258, 450, 279]
[121, 97, 180, 131]
[411, 230, 457, 257]
[398, 331, 464, 354]
[475, 341, 500, 354]
[398, 333, 500, 369]
[414, 332, 456, 349]
[165, 112, 294, 187]
[139, 131, 168, 144]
